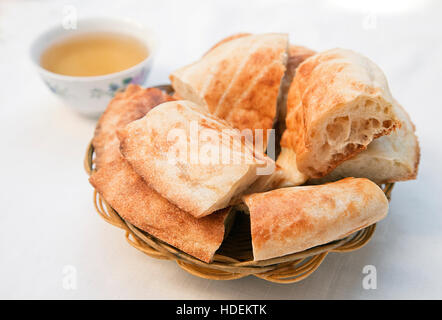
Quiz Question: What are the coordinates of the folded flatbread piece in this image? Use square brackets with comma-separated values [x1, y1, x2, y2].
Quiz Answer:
[119, 100, 274, 218]
[92, 84, 173, 169]
[243, 177, 388, 261]
[280, 48, 400, 179]
[89, 157, 233, 263]
[170, 33, 288, 151]
[311, 101, 420, 184]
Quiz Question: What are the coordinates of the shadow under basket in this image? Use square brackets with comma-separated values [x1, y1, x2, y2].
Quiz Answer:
[84, 104, 394, 284]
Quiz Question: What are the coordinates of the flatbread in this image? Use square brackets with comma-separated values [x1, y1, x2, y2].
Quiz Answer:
[311, 101, 420, 184]
[119, 100, 274, 218]
[92, 84, 173, 169]
[170, 33, 288, 151]
[243, 177, 389, 261]
[205, 33, 251, 54]
[89, 157, 233, 263]
[280, 48, 400, 178]
[275, 45, 316, 186]
[277, 44, 316, 130]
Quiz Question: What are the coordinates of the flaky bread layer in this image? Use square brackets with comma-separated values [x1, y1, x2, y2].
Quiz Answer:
[309, 101, 420, 184]
[299, 96, 399, 178]
[282, 48, 400, 179]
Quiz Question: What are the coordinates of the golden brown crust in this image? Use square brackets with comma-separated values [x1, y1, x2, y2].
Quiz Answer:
[205, 33, 251, 54]
[281, 48, 400, 178]
[89, 157, 230, 263]
[170, 33, 288, 151]
[118, 100, 271, 218]
[411, 139, 421, 180]
[393, 103, 420, 182]
[243, 177, 389, 261]
[287, 45, 316, 72]
[309, 101, 420, 184]
[280, 74, 306, 158]
[92, 85, 173, 169]
[276, 45, 316, 155]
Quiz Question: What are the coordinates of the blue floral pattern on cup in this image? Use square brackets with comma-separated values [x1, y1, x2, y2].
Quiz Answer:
[44, 80, 69, 97]
[90, 68, 148, 98]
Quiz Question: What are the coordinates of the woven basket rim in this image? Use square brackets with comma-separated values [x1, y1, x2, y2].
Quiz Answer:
[84, 84, 394, 283]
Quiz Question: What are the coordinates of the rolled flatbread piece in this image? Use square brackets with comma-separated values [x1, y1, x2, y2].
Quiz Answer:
[280, 48, 400, 179]
[92, 84, 173, 169]
[310, 101, 420, 184]
[89, 157, 234, 263]
[243, 177, 389, 261]
[170, 33, 288, 151]
[119, 100, 275, 218]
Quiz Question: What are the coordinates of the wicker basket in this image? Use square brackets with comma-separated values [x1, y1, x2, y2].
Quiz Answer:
[85, 143, 394, 283]
[84, 86, 394, 284]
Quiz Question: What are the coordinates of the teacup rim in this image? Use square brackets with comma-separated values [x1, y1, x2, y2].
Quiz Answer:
[29, 16, 157, 82]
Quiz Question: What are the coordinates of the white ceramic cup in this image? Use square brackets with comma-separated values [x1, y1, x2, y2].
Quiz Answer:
[30, 17, 157, 117]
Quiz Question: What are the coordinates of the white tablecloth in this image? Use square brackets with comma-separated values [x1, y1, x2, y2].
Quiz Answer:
[1, 0, 441, 299]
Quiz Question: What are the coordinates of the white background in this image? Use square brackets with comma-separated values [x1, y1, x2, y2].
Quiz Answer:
[1, 0, 441, 299]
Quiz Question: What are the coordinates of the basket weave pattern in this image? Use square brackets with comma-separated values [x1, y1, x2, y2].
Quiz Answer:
[85, 142, 393, 283]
